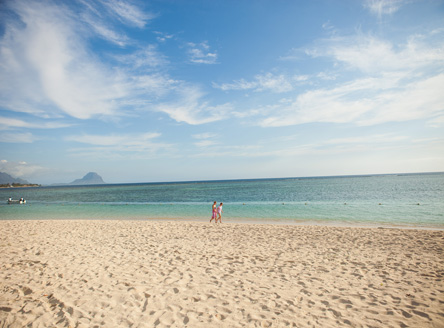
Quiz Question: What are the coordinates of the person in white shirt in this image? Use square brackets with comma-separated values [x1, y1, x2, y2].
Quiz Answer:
[216, 202, 223, 223]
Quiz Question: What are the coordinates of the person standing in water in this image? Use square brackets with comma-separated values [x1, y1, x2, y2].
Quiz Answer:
[210, 201, 217, 223]
[216, 202, 223, 223]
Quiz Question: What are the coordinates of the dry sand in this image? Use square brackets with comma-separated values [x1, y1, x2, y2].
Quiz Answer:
[1, 220, 443, 328]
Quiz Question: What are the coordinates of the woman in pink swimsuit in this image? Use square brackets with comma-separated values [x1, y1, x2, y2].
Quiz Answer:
[210, 201, 217, 223]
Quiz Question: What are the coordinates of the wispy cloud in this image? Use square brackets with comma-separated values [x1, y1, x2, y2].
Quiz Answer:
[192, 133, 218, 147]
[192, 131, 415, 161]
[0, 117, 71, 130]
[0, 0, 218, 127]
[0, 0, 128, 119]
[97, 0, 155, 28]
[213, 72, 308, 93]
[317, 33, 444, 73]
[427, 115, 444, 128]
[113, 45, 169, 70]
[0, 114, 69, 144]
[260, 73, 444, 127]
[326, 133, 408, 145]
[192, 133, 218, 139]
[258, 31, 444, 127]
[0, 132, 36, 143]
[78, 0, 154, 45]
[363, 0, 410, 18]
[65, 132, 172, 155]
[154, 31, 174, 43]
[155, 86, 232, 125]
[81, 12, 130, 46]
[187, 41, 218, 64]
[0, 159, 44, 178]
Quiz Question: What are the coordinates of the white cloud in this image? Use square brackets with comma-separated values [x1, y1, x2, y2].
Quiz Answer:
[260, 73, 444, 127]
[154, 31, 174, 43]
[259, 31, 444, 127]
[358, 73, 444, 125]
[0, 116, 71, 130]
[114, 45, 168, 69]
[363, 0, 409, 17]
[192, 133, 218, 147]
[323, 34, 444, 73]
[155, 86, 232, 125]
[65, 132, 171, 154]
[213, 79, 256, 92]
[0, 0, 129, 119]
[67, 132, 160, 146]
[191, 132, 413, 161]
[98, 0, 154, 28]
[194, 140, 217, 147]
[187, 41, 218, 64]
[78, 0, 154, 44]
[214, 72, 306, 93]
[82, 13, 130, 46]
[255, 73, 293, 93]
[192, 133, 218, 139]
[427, 115, 444, 128]
[0, 0, 225, 127]
[0, 132, 36, 143]
[326, 134, 408, 145]
[0, 159, 44, 178]
[316, 72, 337, 81]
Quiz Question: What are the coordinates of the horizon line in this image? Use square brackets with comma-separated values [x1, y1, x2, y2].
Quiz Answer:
[41, 170, 444, 187]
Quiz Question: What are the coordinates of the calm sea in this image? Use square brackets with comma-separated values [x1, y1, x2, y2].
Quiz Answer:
[1, 173, 443, 229]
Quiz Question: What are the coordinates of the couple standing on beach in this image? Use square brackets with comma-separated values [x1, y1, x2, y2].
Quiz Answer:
[210, 201, 223, 223]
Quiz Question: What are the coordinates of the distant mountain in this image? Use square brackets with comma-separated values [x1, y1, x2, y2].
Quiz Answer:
[68, 172, 106, 185]
[0, 172, 30, 184]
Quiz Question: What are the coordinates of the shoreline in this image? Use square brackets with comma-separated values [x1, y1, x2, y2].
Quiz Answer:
[2, 216, 444, 231]
[1, 220, 443, 327]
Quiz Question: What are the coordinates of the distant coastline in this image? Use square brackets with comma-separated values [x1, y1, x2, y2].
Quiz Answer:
[0, 183, 41, 189]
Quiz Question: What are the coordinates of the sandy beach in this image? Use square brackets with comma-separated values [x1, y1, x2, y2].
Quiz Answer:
[1, 220, 443, 327]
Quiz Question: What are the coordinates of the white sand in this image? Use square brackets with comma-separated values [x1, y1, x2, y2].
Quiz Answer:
[1, 220, 443, 327]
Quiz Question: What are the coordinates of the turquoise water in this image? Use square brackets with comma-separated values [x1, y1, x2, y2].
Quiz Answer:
[1, 173, 443, 228]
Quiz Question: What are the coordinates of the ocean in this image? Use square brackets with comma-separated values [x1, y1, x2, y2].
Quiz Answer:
[1, 173, 443, 229]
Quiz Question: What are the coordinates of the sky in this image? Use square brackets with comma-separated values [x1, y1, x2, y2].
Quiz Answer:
[0, 0, 443, 184]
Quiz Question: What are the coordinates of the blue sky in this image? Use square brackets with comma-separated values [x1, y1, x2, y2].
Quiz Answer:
[0, 0, 443, 184]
